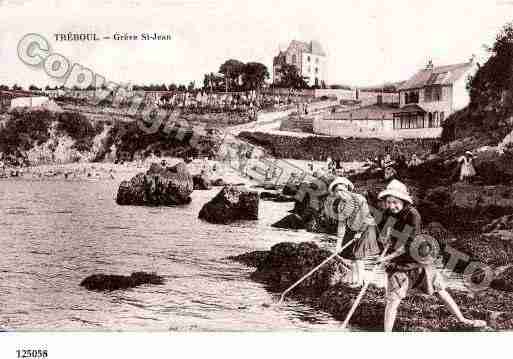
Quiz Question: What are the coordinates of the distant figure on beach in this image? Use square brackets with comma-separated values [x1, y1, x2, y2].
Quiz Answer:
[326, 156, 332, 173]
[408, 153, 422, 167]
[308, 158, 314, 173]
[383, 159, 398, 184]
[457, 151, 476, 183]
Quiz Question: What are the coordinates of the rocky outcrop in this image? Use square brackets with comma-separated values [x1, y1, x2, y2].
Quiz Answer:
[80, 272, 164, 291]
[198, 185, 259, 224]
[116, 162, 193, 206]
[227, 251, 269, 268]
[271, 213, 305, 230]
[193, 173, 212, 190]
[250, 242, 348, 295]
[233, 241, 513, 330]
[260, 191, 295, 202]
[212, 178, 227, 186]
[320, 285, 499, 331]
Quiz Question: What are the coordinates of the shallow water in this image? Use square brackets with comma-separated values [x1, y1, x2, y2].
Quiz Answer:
[0, 178, 354, 331]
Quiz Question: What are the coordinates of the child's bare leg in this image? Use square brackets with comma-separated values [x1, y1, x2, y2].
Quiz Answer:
[355, 260, 364, 284]
[350, 261, 358, 284]
[436, 290, 466, 321]
[436, 290, 486, 326]
[384, 298, 401, 332]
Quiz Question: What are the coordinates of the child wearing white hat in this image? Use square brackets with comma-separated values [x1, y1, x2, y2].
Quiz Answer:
[377, 180, 486, 331]
[326, 177, 380, 287]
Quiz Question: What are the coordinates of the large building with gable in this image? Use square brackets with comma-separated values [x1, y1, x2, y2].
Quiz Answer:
[392, 57, 477, 130]
[273, 40, 327, 87]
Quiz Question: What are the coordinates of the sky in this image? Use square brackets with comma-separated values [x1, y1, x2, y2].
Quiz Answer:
[0, 0, 512, 89]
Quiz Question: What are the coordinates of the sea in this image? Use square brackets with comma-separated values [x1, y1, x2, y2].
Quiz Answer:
[0, 176, 350, 331]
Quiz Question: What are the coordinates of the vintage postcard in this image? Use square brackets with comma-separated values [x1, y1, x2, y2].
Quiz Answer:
[1, 0, 513, 357]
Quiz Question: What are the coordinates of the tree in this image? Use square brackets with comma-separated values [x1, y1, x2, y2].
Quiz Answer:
[12, 84, 23, 91]
[468, 21, 513, 116]
[274, 64, 308, 89]
[187, 81, 195, 91]
[241, 62, 269, 90]
[219, 59, 245, 91]
[168, 83, 178, 91]
[0, 84, 9, 91]
[29, 84, 42, 91]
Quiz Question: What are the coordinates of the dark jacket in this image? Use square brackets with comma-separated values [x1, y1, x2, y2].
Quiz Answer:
[378, 204, 422, 267]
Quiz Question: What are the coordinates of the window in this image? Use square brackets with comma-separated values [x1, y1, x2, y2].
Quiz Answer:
[425, 86, 442, 102]
[307, 56, 311, 62]
[440, 112, 445, 123]
[405, 91, 419, 104]
[292, 54, 297, 64]
[315, 67, 318, 74]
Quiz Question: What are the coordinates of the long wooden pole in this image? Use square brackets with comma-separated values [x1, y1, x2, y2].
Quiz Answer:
[341, 233, 391, 329]
[278, 236, 357, 304]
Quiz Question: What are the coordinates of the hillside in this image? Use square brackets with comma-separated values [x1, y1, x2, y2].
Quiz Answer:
[0, 108, 222, 166]
[442, 22, 513, 145]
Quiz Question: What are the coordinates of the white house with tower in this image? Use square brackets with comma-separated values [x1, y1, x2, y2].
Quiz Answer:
[273, 40, 327, 87]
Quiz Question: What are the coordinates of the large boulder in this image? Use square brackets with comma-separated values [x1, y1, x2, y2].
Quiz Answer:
[198, 185, 259, 224]
[116, 162, 193, 206]
[80, 272, 164, 291]
[251, 242, 348, 295]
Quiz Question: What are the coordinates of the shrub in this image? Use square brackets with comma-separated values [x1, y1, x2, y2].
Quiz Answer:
[56, 112, 100, 151]
[0, 109, 54, 154]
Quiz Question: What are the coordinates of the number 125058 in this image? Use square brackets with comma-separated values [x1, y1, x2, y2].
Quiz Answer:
[16, 349, 48, 358]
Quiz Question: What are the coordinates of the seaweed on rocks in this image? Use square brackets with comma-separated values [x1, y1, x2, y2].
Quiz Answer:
[227, 251, 269, 268]
[198, 185, 259, 224]
[80, 272, 165, 291]
[236, 241, 513, 330]
[116, 162, 193, 206]
[250, 242, 348, 296]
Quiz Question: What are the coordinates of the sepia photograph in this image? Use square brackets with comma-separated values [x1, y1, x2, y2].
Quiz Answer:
[1, 0, 513, 357]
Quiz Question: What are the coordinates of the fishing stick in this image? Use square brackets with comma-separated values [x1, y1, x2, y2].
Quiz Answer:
[278, 235, 358, 304]
[341, 228, 392, 329]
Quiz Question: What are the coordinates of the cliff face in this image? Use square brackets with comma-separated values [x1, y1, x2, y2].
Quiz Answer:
[0, 108, 224, 166]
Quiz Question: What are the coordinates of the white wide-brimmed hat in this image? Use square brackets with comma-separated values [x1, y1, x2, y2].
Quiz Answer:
[377, 179, 413, 204]
[465, 151, 474, 157]
[328, 177, 354, 193]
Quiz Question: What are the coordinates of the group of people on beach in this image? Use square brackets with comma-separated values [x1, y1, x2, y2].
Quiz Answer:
[326, 174, 486, 330]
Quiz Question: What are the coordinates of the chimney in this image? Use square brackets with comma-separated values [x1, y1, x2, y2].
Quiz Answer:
[426, 59, 434, 70]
